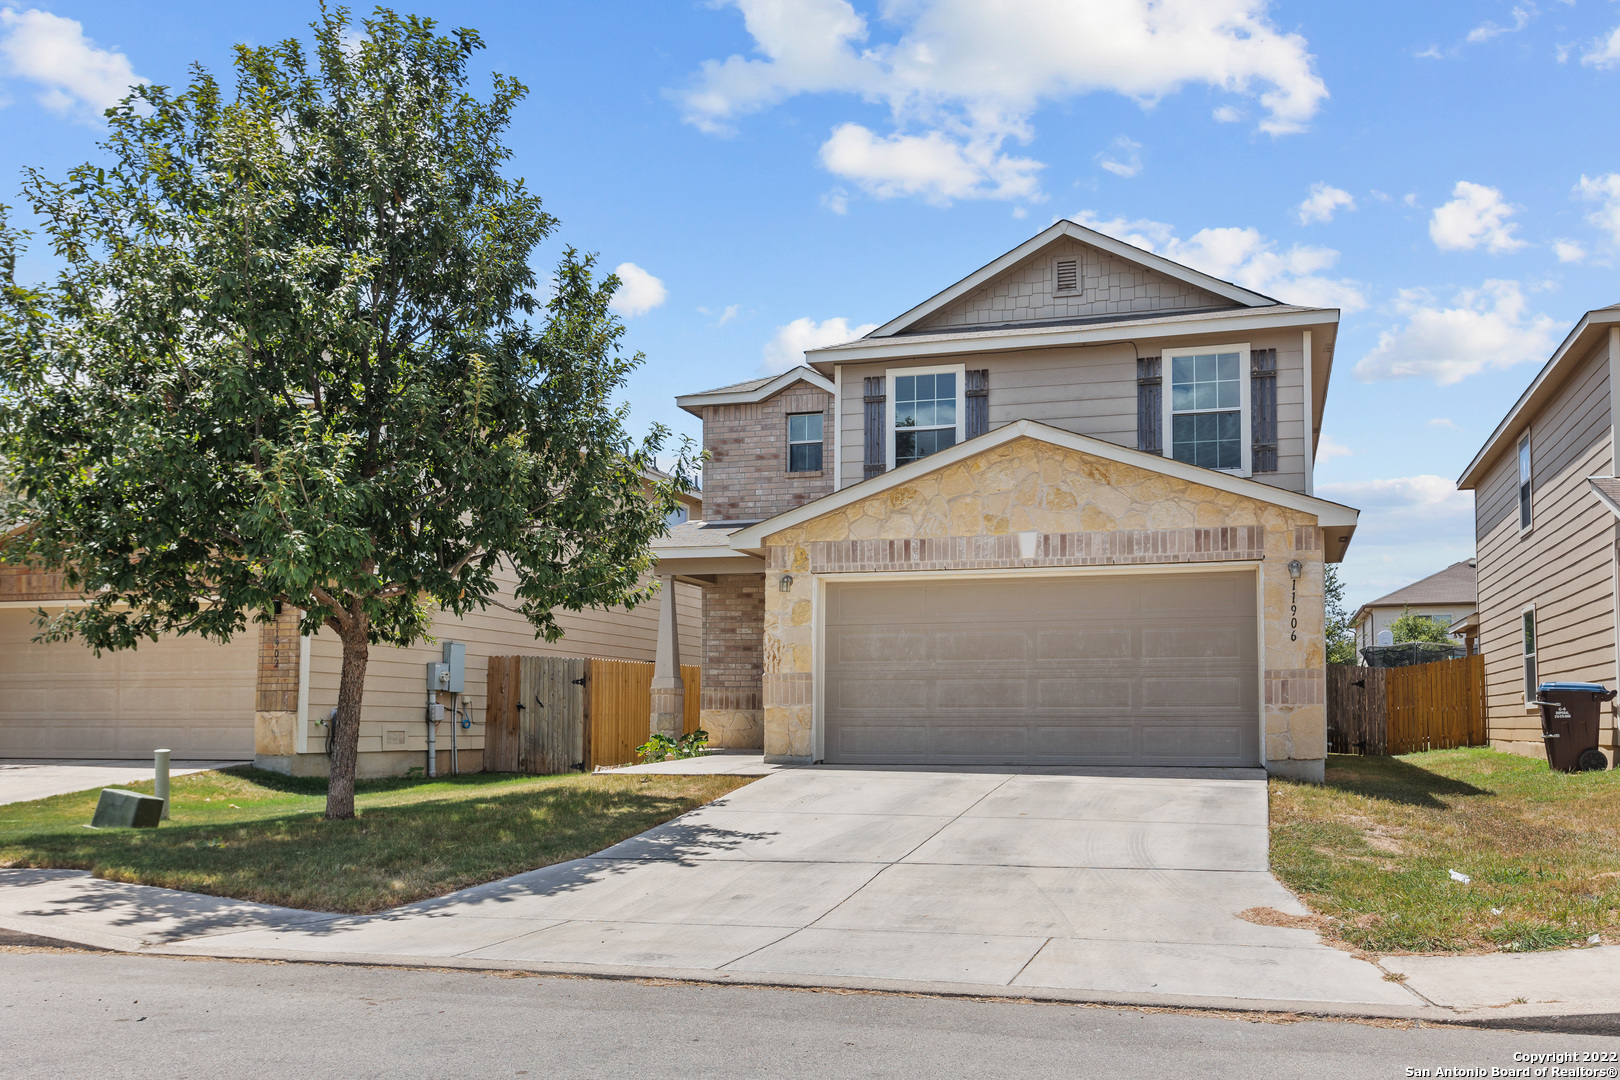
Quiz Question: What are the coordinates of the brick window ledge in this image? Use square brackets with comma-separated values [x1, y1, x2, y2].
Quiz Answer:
[785, 470, 824, 478]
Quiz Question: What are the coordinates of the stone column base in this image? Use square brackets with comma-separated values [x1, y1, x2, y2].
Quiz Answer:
[699, 708, 763, 749]
[650, 680, 684, 739]
[254, 711, 296, 756]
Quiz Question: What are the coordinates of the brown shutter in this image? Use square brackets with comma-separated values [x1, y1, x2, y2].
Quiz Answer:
[965, 369, 989, 440]
[1136, 357, 1161, 455]
[1250, 348, 1278, 473]
[863, 376, 886, 478]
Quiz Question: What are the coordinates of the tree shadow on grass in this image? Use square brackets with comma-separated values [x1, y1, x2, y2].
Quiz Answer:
[1322, 754, 1491, 809]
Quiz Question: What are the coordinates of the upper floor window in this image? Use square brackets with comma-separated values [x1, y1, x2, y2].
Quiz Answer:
[1163, 345, 1250, 474]
[888, 366, 963, 469]
[665, 504, 689, 527]
[788, 412, 823, 473]
[1518, 433, 1532, 531]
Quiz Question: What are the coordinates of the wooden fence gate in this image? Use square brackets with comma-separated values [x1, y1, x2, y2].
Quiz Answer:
[486, 655, 702, 774]
[1327, 653, 1487, 756]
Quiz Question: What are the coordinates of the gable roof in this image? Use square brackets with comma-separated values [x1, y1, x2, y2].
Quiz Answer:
[1458, 304, 1620, 490]
[676, 366, 836, 417]
[864, 220, 1281, 341]
[1352, 560, 1477, 623]
[725, 418, 1359, 559]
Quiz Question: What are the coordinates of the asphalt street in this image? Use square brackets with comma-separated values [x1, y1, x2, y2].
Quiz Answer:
[2, 948, 1616, 1079]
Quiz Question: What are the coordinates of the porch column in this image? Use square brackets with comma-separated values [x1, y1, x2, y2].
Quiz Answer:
[649, 575, 684, 739]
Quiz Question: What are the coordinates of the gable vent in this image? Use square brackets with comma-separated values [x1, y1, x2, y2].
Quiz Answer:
[1054, 257, 1079, 294]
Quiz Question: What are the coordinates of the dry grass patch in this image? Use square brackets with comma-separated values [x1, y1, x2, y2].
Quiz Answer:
[0, 767, 752, 913]
[1270, 749, 1620, 954]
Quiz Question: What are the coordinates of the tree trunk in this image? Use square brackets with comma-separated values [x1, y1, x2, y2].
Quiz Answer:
[326, 614, 370, 821]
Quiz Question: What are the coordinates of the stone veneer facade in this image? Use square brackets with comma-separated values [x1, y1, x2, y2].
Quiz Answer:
[701, 380, 834, 521]
[759, 437, 1326, 778]
[700, 574, 765, 747]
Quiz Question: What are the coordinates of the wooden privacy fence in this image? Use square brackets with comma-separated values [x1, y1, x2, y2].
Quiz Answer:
[485, 655, 701, 774]
[1327, 653, 1487, 756]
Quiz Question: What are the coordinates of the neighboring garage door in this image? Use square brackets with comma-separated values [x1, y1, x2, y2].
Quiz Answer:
[823, 571, 1259, 767]
[0, 609, 256, 759]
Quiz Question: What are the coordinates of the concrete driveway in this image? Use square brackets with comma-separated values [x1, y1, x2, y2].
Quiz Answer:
[45, 764, 1414, 1008]
[0, 759, 247, 806]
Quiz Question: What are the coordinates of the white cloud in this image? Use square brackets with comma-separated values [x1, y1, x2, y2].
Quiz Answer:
[1553, 239, 1587, 263]
[1097, 136, 1142, 179]
[1071, 211, 1367, 312]
[1576, 173, 1620, 245]
[1212, 104, 1244, 123]
[0, 7, 145, 120]
[1317, 474, 1476, 611]
[1317, 435, 1353, 460]
[1429, 181, 1526, 253]
[609, 263, 668, 317]
[1466, 5, 1534, 44]
[1295, 182, 1356, 225]
[1581, 24, 1620, 68]
[678, 0, 1328, 206]
[761, 316, 878, 374]
[1353, 280, 1559, 384]
[716, 304, 740, 326]
[1427, 417, 1460, 429]
[819, 122, 1041, 204]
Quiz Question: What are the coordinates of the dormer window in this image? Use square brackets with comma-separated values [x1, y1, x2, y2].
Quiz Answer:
[1054, 256, 1079, 295]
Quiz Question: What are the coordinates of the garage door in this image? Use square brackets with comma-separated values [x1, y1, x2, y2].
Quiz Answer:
[823, 571, 1259, 767]
[0, 609, 257, 759]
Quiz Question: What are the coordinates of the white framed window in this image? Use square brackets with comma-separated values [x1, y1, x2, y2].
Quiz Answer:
[1162, 343, 1251, 475]
[1518, 432, 1533, 533]
[1523, 604, 1538, 705]
[886, 363, 965, 470]
[787, 412, 824, 473]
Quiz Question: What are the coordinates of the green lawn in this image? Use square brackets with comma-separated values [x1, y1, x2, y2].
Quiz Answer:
[0, 767, 752, 914]
[1270, 748, 1620, 954]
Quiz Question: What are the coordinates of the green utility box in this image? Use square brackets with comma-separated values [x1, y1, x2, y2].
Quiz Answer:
[90, 788, 164, 829]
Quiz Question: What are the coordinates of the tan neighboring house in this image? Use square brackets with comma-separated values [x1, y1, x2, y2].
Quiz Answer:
[0, 486, 703, 777]
[1458, 303, 1620, 763]
[652, 220, 1360, 781]
[1350, 559, 1477, 658]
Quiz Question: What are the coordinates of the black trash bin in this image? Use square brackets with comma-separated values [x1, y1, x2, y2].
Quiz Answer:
[1533, 682, 1615, 773]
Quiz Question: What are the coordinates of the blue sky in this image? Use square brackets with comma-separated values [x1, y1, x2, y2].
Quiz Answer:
[4, 1, 1620, 611]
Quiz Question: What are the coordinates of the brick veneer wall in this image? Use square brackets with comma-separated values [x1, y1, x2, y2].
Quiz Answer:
[700, 574, 764, 748]
[254, 606, 302, 757]
[0, 562, 79, 602]
[702, 381, 834, 521]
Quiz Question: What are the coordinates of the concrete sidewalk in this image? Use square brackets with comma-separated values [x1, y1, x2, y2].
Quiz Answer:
[0, 765, 1616, 1025]
[0, 759, 247, 805]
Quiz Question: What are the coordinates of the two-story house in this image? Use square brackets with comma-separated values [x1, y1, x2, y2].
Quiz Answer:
[652, 221, 1360, 780]
[1458, 304, 1620, 764]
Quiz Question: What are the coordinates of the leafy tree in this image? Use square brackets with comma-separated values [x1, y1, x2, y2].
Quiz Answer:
[1323, 564, 1358, 665]
[0, 6, 694, 820]
[1390, 607, 1455, 645]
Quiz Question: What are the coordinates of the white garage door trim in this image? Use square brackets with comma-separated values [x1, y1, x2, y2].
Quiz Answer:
[811, 562, 1265, 765]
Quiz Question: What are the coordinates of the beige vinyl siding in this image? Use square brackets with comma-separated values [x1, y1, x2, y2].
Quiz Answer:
[836, 328, 1310, 494]
[305, 575, 701, 761]
[1473, 341, 1616, 753]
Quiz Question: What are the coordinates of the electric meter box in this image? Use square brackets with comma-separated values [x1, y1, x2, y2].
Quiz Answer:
[441, 641, 466, 693]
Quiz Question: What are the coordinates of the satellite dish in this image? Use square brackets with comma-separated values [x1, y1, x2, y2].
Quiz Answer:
[1377, 630, 1394, 646]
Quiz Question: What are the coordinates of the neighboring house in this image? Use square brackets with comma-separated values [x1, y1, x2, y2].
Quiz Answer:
[0, 484, 704, 776]
[1458, 303, 1620, 763]
[652, 220, 1359, 781]
[1351, 560, 1477, 656]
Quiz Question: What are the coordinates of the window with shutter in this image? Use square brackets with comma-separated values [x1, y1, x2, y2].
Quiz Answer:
[1136, 357, 1161, 455]
[863, 376, 886, 478]
[965, 369, 989, 439]
[1054, 257, 1079, 294]
[1161, 344, 1252, 474]
[1250, 348, 1278, 473]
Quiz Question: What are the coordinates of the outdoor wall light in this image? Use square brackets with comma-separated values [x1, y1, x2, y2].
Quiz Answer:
[779, 573, 794, 592]
[1287, 559, 1303, 580]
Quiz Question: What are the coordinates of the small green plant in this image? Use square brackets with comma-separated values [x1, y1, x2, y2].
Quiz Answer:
[404, 766, 426, 780]
[636, 730, 711, 763]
